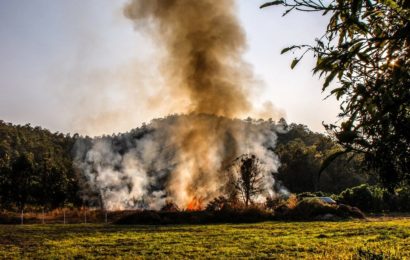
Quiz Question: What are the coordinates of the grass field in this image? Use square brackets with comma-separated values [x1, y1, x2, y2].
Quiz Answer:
[0, 218, 409, 259]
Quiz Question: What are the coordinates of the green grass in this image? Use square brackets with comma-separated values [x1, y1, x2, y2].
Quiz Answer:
[0, 219, 409, 259]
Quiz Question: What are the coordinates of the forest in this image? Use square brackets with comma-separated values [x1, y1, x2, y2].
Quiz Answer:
[1, 116, 408, 214]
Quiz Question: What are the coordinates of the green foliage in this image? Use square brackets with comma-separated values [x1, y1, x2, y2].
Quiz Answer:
[0, 121, 81, 210]
[275, 123, 371, 194]
[262, 0, 410, 188]
[329, 184, 410, 212]
[337, 184, 386, 212]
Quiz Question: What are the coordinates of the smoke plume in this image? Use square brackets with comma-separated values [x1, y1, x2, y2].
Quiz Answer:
[75, 0, 285, 210]
[123, 0, 252, 117]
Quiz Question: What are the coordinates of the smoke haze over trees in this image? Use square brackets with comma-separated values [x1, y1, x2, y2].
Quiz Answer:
[74, 114, 282, 210]
[0, 116, 377, 211]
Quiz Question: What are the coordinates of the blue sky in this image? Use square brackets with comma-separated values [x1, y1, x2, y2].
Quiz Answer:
[0, 0, 340, 136]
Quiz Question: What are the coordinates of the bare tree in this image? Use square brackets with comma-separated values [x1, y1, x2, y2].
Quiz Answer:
[229, 154, 266, 207]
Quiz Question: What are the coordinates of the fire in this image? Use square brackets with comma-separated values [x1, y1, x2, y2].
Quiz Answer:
[186, 197, 203, 211]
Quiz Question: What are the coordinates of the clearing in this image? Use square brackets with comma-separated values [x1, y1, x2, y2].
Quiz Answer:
[0, 218, 409, 259]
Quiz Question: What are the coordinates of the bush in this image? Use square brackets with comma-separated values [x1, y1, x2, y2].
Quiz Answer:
[335, 184, 410, 212]
[336, 204, 365, 219]
[274, 197, 365, 220]
[337, 184, 386, 212]
[290, 198, 338, 219]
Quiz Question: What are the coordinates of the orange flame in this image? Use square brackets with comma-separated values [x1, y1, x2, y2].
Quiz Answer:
[186, 197, 203, 211]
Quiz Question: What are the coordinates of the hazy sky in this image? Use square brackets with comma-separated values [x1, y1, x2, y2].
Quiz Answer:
[0, 0, 340, 136]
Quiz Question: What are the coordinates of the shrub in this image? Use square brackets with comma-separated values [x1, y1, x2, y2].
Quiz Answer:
[336, 184, 410, 212]
[337, 184, 386, 212]
[275, 197, 365, 220]
[336, 204, 365, 219]
[290, 198, 338, 219]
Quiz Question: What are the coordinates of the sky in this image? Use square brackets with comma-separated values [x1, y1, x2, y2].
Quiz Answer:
[0, 0, 340, 136]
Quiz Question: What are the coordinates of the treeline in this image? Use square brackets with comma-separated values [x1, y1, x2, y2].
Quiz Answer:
[0, 117, 397, 211]
[0, 121, 81, 210]
[275, 123, 376, 194]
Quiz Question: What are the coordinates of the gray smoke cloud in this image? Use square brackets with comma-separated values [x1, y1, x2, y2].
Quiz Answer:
[75, 0, 286, 210]
[75, 115, 285, 210]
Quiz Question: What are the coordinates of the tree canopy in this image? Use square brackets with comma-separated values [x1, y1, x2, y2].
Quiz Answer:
[262, 0, 410, 188]
[0, 121, 81, 210]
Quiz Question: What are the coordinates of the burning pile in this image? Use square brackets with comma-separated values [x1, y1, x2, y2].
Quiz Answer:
[75, 0, 284, 210]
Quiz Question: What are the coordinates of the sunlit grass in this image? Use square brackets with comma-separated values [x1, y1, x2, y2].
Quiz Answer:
[0, 219, 409, 259]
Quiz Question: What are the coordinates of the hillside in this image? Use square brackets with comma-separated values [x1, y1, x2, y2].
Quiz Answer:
[0, 115, 371, 210]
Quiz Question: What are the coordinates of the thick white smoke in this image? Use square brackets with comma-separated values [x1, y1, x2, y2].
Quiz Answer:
[75, 115, 285, 210]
